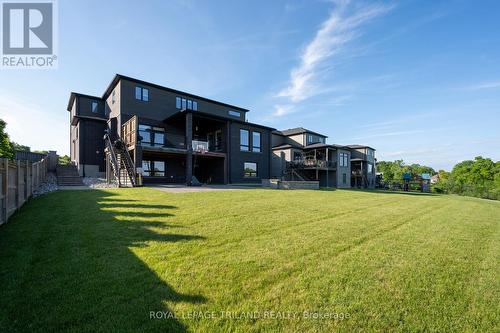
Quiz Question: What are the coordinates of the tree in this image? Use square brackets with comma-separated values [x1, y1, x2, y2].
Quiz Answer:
[59, 155, 71, 165]
[447, 156, 499, 200]
[11, 142, 30, 152]
[0, 119, 14, 159]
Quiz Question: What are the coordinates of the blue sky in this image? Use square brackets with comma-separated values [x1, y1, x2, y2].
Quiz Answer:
[1, 0, 499, 170]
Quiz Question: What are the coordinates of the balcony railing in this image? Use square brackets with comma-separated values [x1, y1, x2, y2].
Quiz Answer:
[192, 140, 209, 152]
[290, 159, 336, 169]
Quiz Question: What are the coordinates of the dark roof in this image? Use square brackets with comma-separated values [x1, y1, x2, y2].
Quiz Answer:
[272, 141, 303, 150]
[165, 109, 275, 131]
[279, 127, 327, 138]
[102, 74, 249, 112]
[272, 130, 285, 136]
[66, 92, 102, 111]
[346, 144, 376, 150]
[303, 143, 349, 150]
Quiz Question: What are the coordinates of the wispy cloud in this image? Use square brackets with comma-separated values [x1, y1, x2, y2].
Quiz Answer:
[277, 1, 393, 103]
[466, 81, 500, 91]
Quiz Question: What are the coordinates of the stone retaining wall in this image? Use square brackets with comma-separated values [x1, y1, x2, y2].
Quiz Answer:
[262, 179, 319, 190]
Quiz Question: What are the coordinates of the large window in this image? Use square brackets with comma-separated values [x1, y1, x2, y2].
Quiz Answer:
[176, 96, 198, 111]
[244, 162, 257, 178]
[91, 101, 98, 113]
[139, 124, 165, 146]
[142, 160, 165, 177]
[339, 152, 349, 167]
[240, 129, 249, 151]
[307, 134, 325, 145]
[135, 87, 149, 101]
[368, 163, 373, 174]
[252, 132, 261, 152]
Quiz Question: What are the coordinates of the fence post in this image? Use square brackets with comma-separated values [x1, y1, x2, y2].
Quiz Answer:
[25, 160, 29, 199]
[16, 160, 21, 210]
[2, 159, 7, 223]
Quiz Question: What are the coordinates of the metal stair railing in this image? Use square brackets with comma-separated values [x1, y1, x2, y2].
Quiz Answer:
[105, 133, 121, 187]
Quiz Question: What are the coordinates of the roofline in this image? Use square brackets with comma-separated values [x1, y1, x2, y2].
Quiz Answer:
[102, 74, 250, 112]
[280, 128, 328, 138]
[66, 92, 102, 111]
[346, 145, 376, 151]
[303, 144, 349, 150]
[166, 109, 275, 131]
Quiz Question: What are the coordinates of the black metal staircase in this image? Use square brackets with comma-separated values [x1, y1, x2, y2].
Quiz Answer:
[105, 133, 137, 187]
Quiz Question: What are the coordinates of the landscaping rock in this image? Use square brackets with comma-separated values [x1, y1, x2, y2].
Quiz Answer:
[83, 177, 118, 189]
[33, 173, 58, 197]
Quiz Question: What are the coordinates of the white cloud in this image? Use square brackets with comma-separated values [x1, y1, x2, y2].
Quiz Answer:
[277, 1, 392, 103]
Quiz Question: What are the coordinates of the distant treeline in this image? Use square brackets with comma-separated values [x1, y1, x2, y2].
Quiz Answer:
[377, 157, 500, 201]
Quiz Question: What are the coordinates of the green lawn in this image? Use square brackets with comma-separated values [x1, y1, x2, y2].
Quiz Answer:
[0, 188, 499, 332]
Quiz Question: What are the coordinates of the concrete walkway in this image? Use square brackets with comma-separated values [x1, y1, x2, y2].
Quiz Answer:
[58, 185, 91, 190]
[147, 184, 261, 193]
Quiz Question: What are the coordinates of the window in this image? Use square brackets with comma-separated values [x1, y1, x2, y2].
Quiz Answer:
[153, 127, 165, 146]
[339, 152, 349, 167]
[112, 91, 116, 104]
[293, 151, 302, 161]
[176, 96, 198, 111]
[91, 101, 98, 113]
[139, 124, 165, 147]
[139, 125, 151, 145]
[240, 129, 249, 151]
[343, 173, 347, 184]
[142, 161, 165, 177]
[244, 162, 257, 178]
[135, 87, 149, 101]
[252, 131, 261, 152]
[228, 110, 241, 117]
[142, 160, 151, 176]
[368, 163, 373, 174]
[152, 161, 165, 177]
[307, 134, 313, 144]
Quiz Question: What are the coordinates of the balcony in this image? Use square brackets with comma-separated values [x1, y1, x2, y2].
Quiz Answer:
[192, 140, 209, 152]
[290, 159, 336, 169]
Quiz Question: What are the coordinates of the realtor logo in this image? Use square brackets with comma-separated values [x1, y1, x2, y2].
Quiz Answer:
[1, 0, 57, 68]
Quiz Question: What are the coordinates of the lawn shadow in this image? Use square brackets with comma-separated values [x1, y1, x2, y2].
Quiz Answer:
[0, 190, 206, 332]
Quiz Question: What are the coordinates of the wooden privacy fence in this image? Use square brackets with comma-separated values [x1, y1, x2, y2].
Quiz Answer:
[0, 157, 48, 226]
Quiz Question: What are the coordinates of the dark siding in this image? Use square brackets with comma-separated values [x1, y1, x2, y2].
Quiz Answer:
[78, 119, 106, 171]
[229, 122, 271, 183]
[77, 95, 105, 118]
[119, 79, 247, 123]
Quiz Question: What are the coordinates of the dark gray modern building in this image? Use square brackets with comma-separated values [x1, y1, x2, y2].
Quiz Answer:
[67, 74, 376, 188]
